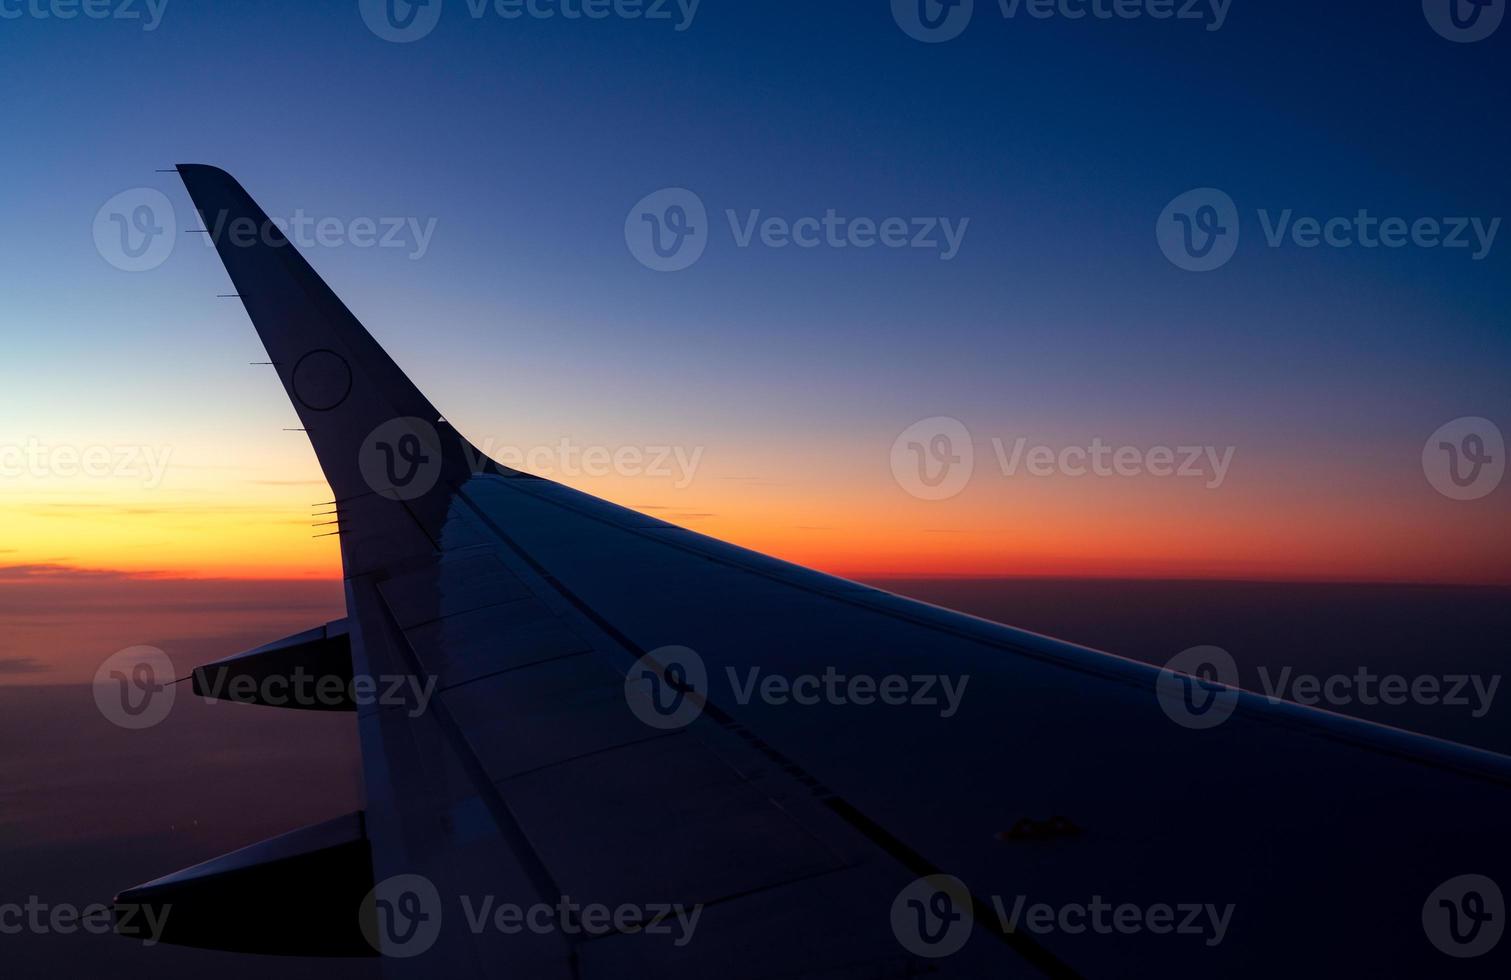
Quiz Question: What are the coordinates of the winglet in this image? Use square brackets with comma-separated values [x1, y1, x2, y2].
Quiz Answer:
[177, 165, 482, 515]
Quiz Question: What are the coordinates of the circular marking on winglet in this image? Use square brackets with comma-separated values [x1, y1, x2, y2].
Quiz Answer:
[292, 348, 353, 412]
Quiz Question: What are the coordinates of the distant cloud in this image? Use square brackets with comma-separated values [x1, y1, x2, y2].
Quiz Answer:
[0, 563, 151, 581]
[27, 503, 278, 517]
[0, 657, 49, 675]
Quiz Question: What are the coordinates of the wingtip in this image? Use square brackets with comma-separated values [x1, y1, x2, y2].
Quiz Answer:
[175, 163, 244, 189]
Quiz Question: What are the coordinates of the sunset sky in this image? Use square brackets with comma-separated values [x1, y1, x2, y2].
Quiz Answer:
[3, 1, 1508, 595]
[2, 12, 1507, 980]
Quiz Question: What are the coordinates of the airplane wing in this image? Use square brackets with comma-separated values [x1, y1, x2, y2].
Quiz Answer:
[116, 165, 1511, 978]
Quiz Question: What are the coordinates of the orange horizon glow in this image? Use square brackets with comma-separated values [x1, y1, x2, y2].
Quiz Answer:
[6, 451, 1508, 586]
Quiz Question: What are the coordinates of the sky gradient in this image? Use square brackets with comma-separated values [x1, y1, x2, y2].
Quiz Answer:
[2, 0, 1508, 587]
[3, 11, 1508, 978]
